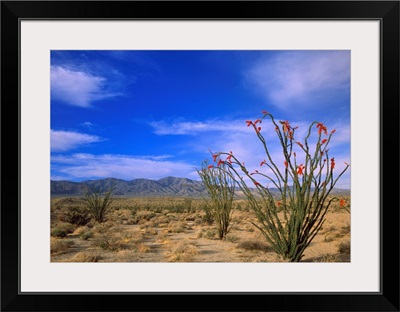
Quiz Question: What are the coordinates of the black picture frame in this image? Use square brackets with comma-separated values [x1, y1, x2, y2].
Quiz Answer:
[2, 1, 399, 311]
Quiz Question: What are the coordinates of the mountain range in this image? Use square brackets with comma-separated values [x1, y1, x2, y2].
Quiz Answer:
[51, 177, 350, 198]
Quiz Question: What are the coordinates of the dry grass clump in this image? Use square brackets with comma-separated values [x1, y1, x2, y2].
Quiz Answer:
[73, 226, 90, 235]
[167, 221, 186, 233]
[91, 226, 133, 251]
[313, 254, 341, 262]
[114, 250, 138, 262]
[68, 251, 100, 262]
[136, 243, 151, 253]
[236, 240, 270, 252]
[167, 241, 198, 262]
[50, 238, 75, 255]
[51, 222, 76, 238]
[340, 223, 351, 235]
[338, 239, 351, 254]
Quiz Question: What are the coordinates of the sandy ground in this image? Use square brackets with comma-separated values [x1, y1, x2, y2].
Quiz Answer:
[51, 207, 350, 263]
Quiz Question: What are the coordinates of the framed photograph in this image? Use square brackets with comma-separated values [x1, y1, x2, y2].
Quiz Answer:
[2, 1, 399, 311]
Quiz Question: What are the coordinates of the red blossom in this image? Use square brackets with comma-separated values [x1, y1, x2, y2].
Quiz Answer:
[207, 165, 214, 169]
[256, 126, 262, 133]
[226, 154, 232, 164]
[297, 164, 305, 175]
[217, 159, 225, 167]
[316, 122, 328, 135]
[321, 139, 327, 144]
[282, 120, 291, 133]
[331, 129, 336, 134]
[340, 199, 346, 207]
[212, 154, 218, 162]
[331, 158, 335, 169]
[275, 126, 279, 131]
[260, 160, 267, 166]
[245, 120, 253, 127]
[262, 110, 268, 115]
[284, 161, 288, 168]
[277, 202, 281, 206]
[254, 119, 262, 124]
[253, 181, 261, 187]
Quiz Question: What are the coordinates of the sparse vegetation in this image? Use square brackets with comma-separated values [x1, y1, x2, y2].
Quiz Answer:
[51, 194, 350, 263]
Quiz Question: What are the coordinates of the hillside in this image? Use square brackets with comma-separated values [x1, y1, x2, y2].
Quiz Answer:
[51, 177, 350, 198]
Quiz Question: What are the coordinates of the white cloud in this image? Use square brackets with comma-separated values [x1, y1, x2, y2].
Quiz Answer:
[51, 153, 198, 181]
[245, 51, 350, 109]
[81, 121, 95, 128]
[51, 130, 104, 152]
[51, 66, 119, 107]
[149, 119, 255, 135]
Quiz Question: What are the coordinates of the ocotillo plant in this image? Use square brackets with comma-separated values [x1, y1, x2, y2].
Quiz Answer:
[214, 111, 349, 261]
[196, 160, 235, 239]
[82, 182, 115, 223]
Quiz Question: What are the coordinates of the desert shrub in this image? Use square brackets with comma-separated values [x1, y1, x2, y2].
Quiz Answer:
[92, 226, 132, 251]
[225, 234, 239, 243]
[237, 240, 270, 252]
[51, 227, 68, 238]
[50, 238, 74, 255]
[80, 231, 93, 240]
[51, 223, 75, 238]
[82, 182, 115, 223]
[69, 251, 99, 262]
[203, 229, 217, 240]
[128, 202, 140, 217]
[214, 111, 349, 262]
[338, 240, 351, 254]
[63, 206, 91, 226]
[196, 161, 235, 239]
[167, 221, 186, 233]
[167, 241, 198, 262]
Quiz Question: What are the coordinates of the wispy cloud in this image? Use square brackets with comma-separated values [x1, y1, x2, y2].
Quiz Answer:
[149, 118, 261, 136]
[245, 51, 350, 110]
[51, 130, 104, 152]
[51, 153, 197, 181]
[81, 121, 95, 128]
[51, 66, 120, 107]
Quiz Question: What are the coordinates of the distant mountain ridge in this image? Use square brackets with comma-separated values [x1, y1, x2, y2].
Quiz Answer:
[51, 177, 350, 198]
[51, 177, 207, 197]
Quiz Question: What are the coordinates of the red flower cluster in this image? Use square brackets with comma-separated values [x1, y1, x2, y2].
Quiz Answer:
[321, 139, 327, 145]
[260, 159, 267, 166]
[297, 164, 305, 175]
[316, 123, 328, 135]
[331, 158, 335, 169]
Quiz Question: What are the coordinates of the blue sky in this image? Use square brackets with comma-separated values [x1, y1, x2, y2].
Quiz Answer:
[51, 50, 351, 188]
